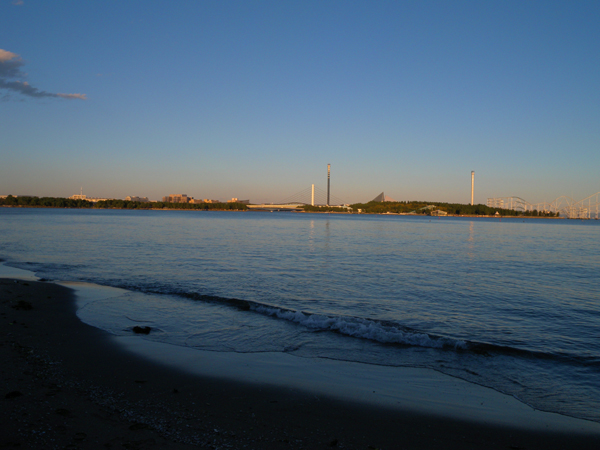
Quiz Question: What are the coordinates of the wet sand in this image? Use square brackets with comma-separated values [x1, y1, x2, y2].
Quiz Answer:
[1, 278, 599, 449]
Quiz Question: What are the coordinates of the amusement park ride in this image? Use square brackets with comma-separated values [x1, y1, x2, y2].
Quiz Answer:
[487, 192, 600, 219]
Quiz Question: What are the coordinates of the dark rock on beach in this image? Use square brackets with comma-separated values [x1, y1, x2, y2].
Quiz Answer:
[5, 390, 23, 399]
[132, 326, 152, 334]
[12, 300, 33, 310]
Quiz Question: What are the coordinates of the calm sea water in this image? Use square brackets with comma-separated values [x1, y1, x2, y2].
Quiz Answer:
[1, 208, 599, 422]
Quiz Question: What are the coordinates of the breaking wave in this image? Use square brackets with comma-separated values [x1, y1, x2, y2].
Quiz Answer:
[251, 304, 467, 350]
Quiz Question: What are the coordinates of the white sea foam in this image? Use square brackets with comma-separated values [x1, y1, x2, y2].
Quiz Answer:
[252, 305, 467, 350]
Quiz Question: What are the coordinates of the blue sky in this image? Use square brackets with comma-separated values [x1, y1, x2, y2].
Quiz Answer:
[1, 0, 599, 204]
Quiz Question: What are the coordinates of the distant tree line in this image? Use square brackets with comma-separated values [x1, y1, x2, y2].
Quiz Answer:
[301, 201, 558, 217]
[340, 201, 558, 217]
[94, 199, 248, 210]
[0, 195, 93, 208]
[141, 201, 248, 211]
[0, 196, 248, 211]
[0, 195, 559, 216]
[301, 205, 349, 212]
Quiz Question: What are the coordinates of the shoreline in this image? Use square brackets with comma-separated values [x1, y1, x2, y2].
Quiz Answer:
[2, 277, 600, 449]
[2, 205, 575, 219]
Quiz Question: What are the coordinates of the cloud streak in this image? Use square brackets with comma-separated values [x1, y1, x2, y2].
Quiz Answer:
[0, 49, 86, 100]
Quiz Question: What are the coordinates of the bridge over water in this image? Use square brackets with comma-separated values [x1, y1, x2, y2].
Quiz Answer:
[246, 203, 305, 211]
[249, 185, 347, 211]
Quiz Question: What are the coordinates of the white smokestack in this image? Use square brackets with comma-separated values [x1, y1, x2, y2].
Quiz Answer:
[471, 171, 475, 206]
[327, 164, 331, 206]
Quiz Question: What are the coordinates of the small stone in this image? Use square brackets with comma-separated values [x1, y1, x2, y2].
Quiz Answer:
[5, 390, 23, 399]
[73, 432, 87, 441]
[12, 300, 33, 310]
[132, 326, 151, 334]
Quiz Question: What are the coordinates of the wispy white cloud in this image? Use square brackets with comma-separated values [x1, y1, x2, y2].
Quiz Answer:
[57, 93, 87, 99]
[0, 48, 86, 100]
[12, 0, 25, 6]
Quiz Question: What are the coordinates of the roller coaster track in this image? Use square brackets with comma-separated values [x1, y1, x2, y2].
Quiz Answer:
[487, 192, 600, 219]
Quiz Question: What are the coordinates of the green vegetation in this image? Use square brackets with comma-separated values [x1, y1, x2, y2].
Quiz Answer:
[0, 195, 559, 216]
[301, 205, 349, 213]
[0, 196, 248, 211]
[340, 200, 558, 217]
[0, 195, 93, 208]
[95, 199, 248, 211]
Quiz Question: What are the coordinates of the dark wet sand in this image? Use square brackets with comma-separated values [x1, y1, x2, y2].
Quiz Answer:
[1, 278, 599, 449]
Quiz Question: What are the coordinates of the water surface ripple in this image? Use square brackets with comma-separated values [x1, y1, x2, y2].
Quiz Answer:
[1, 208, 599, 422]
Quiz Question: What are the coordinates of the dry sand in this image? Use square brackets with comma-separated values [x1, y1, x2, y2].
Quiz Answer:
[2, 278, 599, 449]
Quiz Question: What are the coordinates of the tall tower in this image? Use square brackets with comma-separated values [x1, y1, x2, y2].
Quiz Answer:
[327, 164, 331, 206]
[471, 171, 475, 206]
[311, 184, 315, 206]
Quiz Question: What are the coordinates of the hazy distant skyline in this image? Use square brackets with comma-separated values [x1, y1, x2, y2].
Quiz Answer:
[1, 1, 599, 204]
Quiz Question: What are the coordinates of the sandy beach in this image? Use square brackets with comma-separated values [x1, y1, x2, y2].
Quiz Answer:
[2, 278, 600, 450]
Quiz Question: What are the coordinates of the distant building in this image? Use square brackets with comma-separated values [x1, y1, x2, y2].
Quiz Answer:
[1, 194, 36, 198]
[227, 198, 249, 204]
[163, 196, 227, 204]
[125, 196, 150, 202]
[371, 192, 396, 202]
[69, 192, 111, 203]
[70, 188, 87, 201]
[162, 194, 191, 203]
